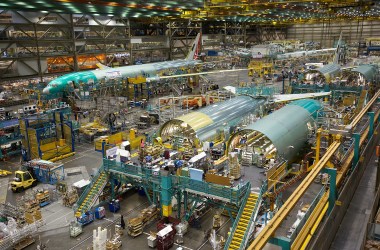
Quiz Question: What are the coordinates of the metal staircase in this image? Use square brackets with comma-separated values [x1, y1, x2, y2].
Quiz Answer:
[228, 193, 259, 250]
[224, 182, 266, 250]
[75, 168, 108, 215]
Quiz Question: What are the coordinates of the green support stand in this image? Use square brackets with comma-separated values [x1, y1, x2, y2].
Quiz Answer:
[184, 191, 188, 219]
[323, 168, 337, 214]
[353, 133, 361, 168]
[269, 236, 291, 250]
[160, 174, 173, 216]
[153, 182, 158, 205]
[142, 185, 152, 204]
[368, 112, 375, 137]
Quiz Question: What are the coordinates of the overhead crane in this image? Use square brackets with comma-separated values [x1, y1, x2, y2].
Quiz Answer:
[248, 90, 380, 250]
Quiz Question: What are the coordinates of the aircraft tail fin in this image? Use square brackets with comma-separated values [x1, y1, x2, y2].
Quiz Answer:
[333, 32, 343, 64]
[96, 63, 111, 70]
[186, 33, 202, 61]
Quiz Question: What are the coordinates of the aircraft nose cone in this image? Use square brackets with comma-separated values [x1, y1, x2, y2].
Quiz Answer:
[42, 87, 49, 94]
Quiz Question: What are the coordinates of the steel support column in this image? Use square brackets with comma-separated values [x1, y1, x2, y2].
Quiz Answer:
[322, 168, 337, 214]
[369, 112, 375, 137]
[70, 13, 79, 71]
[353, 133, 361, 167]
[160, 174, 173, 217]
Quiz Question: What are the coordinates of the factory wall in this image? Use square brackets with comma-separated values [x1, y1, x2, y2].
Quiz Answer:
[287, 20, 380, 47]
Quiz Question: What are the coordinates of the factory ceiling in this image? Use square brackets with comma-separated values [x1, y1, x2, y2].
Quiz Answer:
[1, 0, 380, 24]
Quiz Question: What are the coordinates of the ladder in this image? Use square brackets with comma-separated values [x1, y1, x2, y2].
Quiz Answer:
[76, 171, 108, 215]
[227, 193, 260, 250]
[171, 83, 182, 96]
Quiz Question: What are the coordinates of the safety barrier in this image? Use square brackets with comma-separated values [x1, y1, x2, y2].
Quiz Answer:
[176, 176, 249, 205]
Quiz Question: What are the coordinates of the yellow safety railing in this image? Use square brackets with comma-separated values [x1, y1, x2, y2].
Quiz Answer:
[349, 90, 380, 128]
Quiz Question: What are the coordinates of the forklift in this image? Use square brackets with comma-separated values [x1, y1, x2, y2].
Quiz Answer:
[10, 170, 37, 192]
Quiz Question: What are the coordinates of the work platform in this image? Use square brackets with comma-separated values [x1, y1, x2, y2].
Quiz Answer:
[103, 159, 251, 206]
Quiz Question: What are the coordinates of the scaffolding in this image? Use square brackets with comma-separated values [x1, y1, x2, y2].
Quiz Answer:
[0, 220, 44, 250]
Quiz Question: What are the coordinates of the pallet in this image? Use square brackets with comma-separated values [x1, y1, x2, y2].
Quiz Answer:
[13, 236, 35, 250]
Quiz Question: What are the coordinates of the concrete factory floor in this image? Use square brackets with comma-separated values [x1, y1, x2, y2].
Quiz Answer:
[0, 139, 325, 250]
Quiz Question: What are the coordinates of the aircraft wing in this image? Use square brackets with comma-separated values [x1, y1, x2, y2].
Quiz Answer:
[222, 86, 330, 102]
[96, 63, 111, 70]
[272, 92, 331, 103]
[146, 68, 248, 82]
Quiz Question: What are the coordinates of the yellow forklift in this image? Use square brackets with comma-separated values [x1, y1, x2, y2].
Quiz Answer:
[10, 170, 37, 192]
